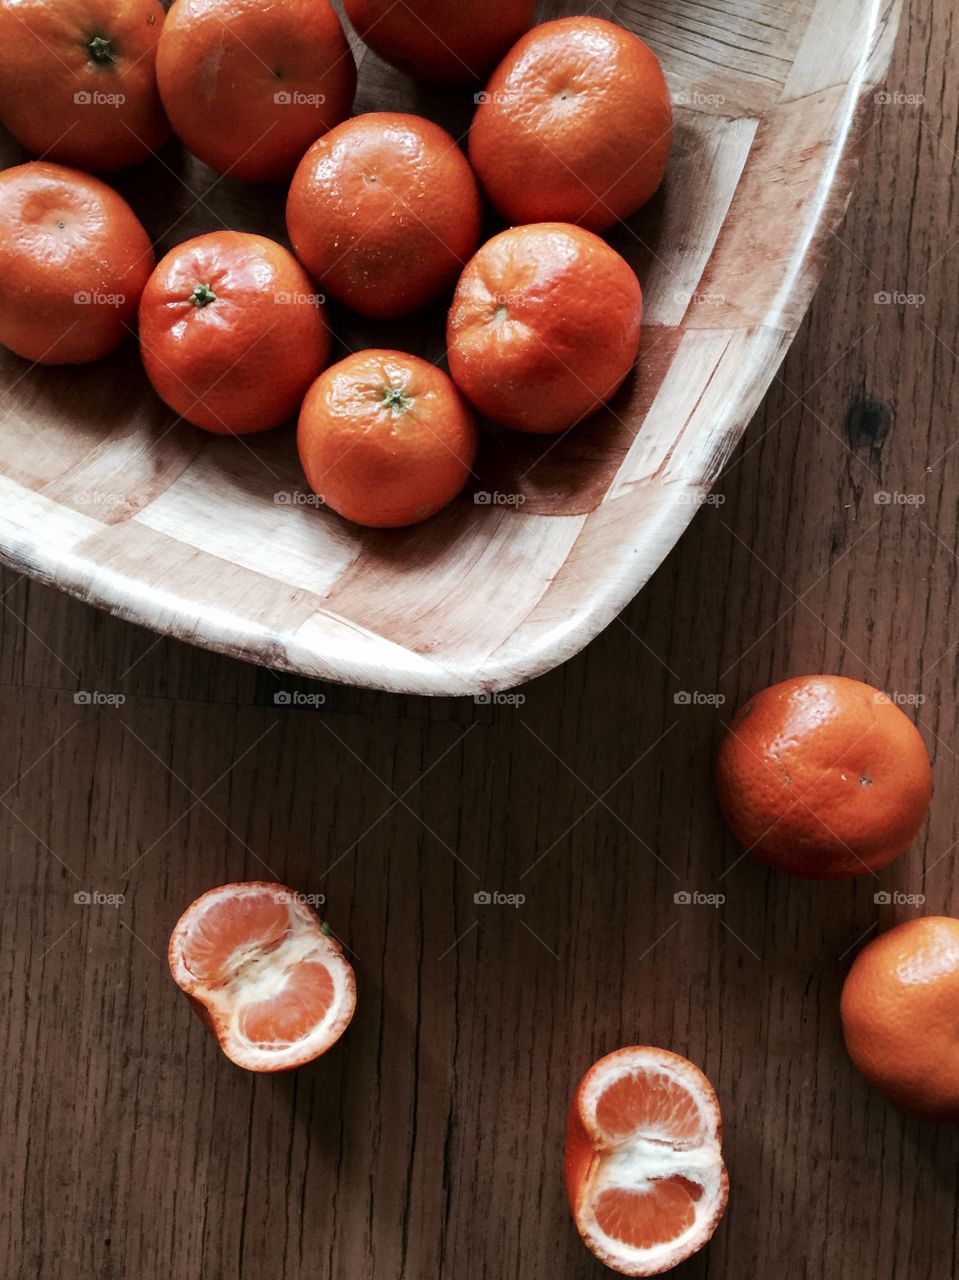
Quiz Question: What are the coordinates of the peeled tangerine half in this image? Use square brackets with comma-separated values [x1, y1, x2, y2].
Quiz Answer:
[565, 1047, 729, 1277]
[169, 882, 356, 1072]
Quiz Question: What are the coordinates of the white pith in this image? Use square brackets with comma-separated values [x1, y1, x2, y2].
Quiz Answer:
[170, 884, 356, 1071]
[576, 1050, 727, 1275]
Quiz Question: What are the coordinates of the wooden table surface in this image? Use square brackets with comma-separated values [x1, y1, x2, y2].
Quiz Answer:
[3, 3, 957, 1278]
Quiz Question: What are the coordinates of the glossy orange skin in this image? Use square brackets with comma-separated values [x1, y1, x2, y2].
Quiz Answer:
[447, 222, 643, 434]
[297, 350, 477, 528]
[841, 917, 959, 1122]
[342, 0, 536, 85]
[717, 676, 932, 879]
[156, 0, 356, 182]
[469, 17, 672, 234]
[287, 113, 481, 320]
[0, 0, 169, 172]
[0, 162, 153, 364]
[138, 231, 329, 434]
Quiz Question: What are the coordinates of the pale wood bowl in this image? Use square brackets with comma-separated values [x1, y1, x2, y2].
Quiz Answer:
[0, 0, 901, 695]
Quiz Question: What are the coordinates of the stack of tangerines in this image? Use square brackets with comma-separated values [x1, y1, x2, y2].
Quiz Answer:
[0, 0, 673, 528]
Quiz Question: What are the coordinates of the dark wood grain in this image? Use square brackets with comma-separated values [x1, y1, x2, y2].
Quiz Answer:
[2, 2, 958, 1278]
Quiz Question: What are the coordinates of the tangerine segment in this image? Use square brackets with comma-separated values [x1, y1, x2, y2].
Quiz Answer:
[594, 1068, 710, 1147]
[594, 1178, 701, 1251]
[566, 1047, 728, 1278]
[239, 959, 335, 1047]
[179, 887, 290, 983]
[169, 882, 356, 1073]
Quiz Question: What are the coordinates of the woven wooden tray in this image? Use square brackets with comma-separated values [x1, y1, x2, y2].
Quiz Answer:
[0, 0, 901, 695]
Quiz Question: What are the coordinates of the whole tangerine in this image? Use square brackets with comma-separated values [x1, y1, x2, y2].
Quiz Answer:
[0, 0, 170, 173]
[469, 16, 672, 233]
[716, 675, 932, 879]
[446, 222, 643, 434]
[287, 112, 481, 320]
[138, 231, 329, 434]
[341, 0, 536, 85]
[156, 0, 356, 181]
[0, 161, 153, 364]
[297, 350, 477, 528]
[841, 916, 959, 1122]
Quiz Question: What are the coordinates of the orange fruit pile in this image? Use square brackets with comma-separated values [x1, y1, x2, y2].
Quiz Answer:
[0, 8, 672, 527]
[168, 881, 356, 1071]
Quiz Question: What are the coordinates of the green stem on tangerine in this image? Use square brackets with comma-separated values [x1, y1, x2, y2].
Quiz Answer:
[381, 386, 413, 413]
[189, 283, 217, 308]
[87, 34, 117, 65]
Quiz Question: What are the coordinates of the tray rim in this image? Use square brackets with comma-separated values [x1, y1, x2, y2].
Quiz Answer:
[0, 0, 902, 696]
